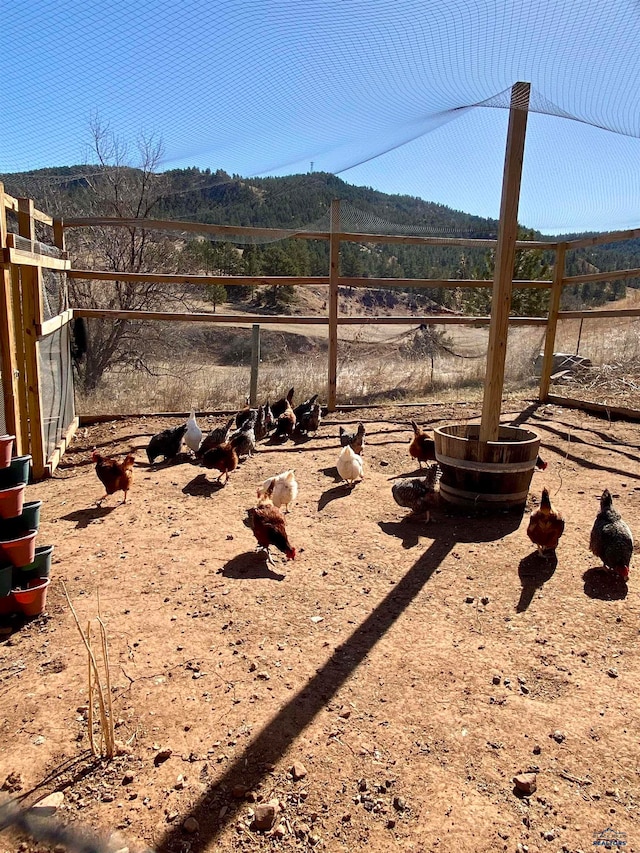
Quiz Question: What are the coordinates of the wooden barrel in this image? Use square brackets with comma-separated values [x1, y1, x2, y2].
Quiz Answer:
[434, 424, 540, 510]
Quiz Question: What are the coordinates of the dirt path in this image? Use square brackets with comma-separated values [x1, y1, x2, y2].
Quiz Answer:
[1, 398, 639, 853]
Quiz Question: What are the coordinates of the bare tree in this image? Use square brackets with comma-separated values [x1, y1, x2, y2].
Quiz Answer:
[66, 119, 193, 390]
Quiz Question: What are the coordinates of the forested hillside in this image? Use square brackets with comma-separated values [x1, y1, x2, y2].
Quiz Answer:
[2, 164, 638, 317]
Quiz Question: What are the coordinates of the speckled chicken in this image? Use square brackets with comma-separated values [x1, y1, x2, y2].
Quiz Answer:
[589, 489, 633, 581]
[296, 401, 322, 436]
[197, 416, 234, 458]
[339, 423, 365, 456]
[229, 411, 257, 459]
[391, 464, 440, 521]
[146, 424, 187, 464]
[527, 488, 565, 556]
[409, 421, 436, 468]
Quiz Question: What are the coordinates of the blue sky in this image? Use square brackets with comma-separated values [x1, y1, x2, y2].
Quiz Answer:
[3, 0, 640, 234]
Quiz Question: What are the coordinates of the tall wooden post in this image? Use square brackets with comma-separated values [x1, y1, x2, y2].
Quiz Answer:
[328, 198, 340, 411]
[538, 243, 566, 401]
[18, 198, 47, 478]
[0, 184, 23, 450]
[479, 82, 530, 443]
[249, 323, 260, 406]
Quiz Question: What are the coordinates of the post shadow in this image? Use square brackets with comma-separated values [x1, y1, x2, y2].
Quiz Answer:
[156, 512, 521, 852]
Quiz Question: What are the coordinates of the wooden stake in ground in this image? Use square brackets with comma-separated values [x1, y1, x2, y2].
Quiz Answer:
[480, 82, 530, 443]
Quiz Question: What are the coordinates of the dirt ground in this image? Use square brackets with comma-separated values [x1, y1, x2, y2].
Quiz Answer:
[1, 398, 639, 853]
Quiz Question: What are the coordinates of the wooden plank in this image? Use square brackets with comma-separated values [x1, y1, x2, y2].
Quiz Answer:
[480, 82, 530, 443]
[539, 243, 566, 401]
[557, 307, 640, 320]
[32, 208, 53, 226]
[45, 416, 79, 478]
[10, 267, 29, 454]
[249, 324, 260, 406]
[340, 232, 558, 250]
[67, 269, 327, 286]
[7, 247, 70, 270]
[71, 307, 546, 326]
[339, 277, 550, 290]
[2, 191, 19, 213]
[566, 227, 640, 251]
[546, 394, 640, 422]
[22, 264, 47, 478]
[38, 309, 74, 338]
[0, 184, 22, 448]
[328, 199, 340, 411]
[562, 267, 640, 286]
[17, 198, 34, 251]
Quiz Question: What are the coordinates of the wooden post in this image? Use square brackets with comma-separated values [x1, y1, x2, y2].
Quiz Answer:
[249, 323, 260, 406]
[538, 243, 566, 401]
[479, 82, 531, 443]
[0, 184, 23, 450]
[53, 217, 69, 309]
[17, 198, 46, 477]
[328, 198, 340, 411]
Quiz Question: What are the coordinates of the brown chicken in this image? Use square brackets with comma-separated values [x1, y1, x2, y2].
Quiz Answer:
[92, 450, 135, 505]
[271, 387, 295, 419]
[274, 400, 297, 439]
[409, 421, 436, 467]
[246, 484, 296, 565]
[201, 442, 238, 484]
[527, 488, 565, 556]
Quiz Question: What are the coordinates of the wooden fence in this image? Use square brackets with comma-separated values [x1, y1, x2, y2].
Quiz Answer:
[3, 187, 640, 477]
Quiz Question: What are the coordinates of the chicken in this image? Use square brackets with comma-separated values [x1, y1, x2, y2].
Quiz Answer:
[337, 444, 364, 485]
[229, 410, 257, 459]
[296, 401, 322, 436]
[274, 401, 296, 439]
[263, 402, 276, 434]
[271, 387, 295, 419]
[254, 405, 268, 443]
[257, 469, 298, 512]
[535, 455, 548, 471]
[197, 416, 234, 458]
[201, 442, 238, 484]
[392, 464, 440, 521]
[246, 483, 296, 565]
[92, 450, 135, 505]
[589, 489, 633, 581]
[409, 421, 436, 468]
[185, 408, 202, 453]
[293, 394, 318, 422]
[526, 488, 565, 556]
[339, 422, 365, 456]
[236, 405, 257, 429]
[146, 424, 187, 464]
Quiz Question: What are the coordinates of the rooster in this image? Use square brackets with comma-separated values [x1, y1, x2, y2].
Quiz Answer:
[257, 469, 298, 512]
[526, 488, 565, 556]
[339, 423, 365, 456]
[409, 421, 436, 468]
[246, 482, 296, 565]
[147, 424, 187, 464]
[392, 464, 440, 521]
[589, 489, 633, 582]
[201, 442, 238, 484]
[92, 450, 135, 505]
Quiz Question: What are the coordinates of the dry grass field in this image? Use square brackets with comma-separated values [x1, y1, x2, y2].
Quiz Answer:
[1, 397, 639, 853]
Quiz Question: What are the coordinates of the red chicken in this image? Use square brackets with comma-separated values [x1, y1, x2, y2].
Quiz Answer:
[527, 488, 565, 556]
[92, 450, 135, 505]
[246, 484, 296, 564]
[201, 442, 238, 484]
[409, 421, 436, 467]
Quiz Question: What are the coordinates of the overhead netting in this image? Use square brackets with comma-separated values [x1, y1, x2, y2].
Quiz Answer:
[3, 0, 640, 233]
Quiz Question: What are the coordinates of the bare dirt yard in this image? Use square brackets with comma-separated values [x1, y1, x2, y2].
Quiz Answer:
[1, 398, 639, 853]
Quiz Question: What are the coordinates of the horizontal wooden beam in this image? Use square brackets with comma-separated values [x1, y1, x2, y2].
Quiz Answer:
[71, 307, 547, 326]
[2, 192, 19, 212]
[68, 269, 328, 286]
[341, 277, 550, 290]
[546, 394, 640, 422]
[565, 227, 640, 250]
[562, 267, 640, 286]
[2, 247, 70, 270]
[38, 309, 74, 338]
[45, 416, 79, 478]
[557, 307, 640, 320]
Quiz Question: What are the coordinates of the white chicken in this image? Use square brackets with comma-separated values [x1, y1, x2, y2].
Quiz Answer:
[257, 469, 299, 512]
[337, 444, 364, 485]
[185, 408, 203, 453]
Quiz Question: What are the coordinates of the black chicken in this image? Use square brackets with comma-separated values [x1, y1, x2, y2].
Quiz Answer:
[296, 401, 322, 435]
[146, 424, 187, 464]
[271, 387, 295, 419]
[339, 423, 365, 456]
[197, 416, 234, 458]
[589, 489, 633, 581]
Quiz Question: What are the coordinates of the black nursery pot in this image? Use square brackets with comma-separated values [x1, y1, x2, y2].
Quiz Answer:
[0, 500, 42, 539]
[0, 455, 32, 489]
[14, 545, 54, 586]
